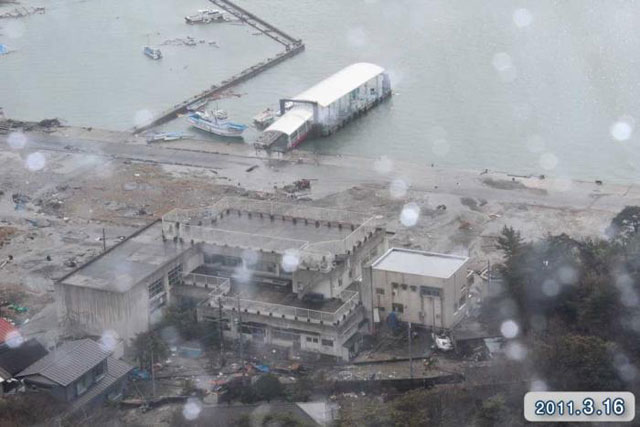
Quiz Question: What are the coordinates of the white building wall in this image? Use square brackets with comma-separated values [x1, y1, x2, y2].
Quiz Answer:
[366, 258, 469, 331]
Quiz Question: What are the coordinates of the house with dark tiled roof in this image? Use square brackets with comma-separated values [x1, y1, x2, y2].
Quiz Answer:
[0, 338, 48, 394]
[15, 338, 132, 412]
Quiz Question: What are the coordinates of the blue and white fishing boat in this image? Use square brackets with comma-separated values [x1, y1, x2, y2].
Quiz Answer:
[143, 46, 162, 60]
[187, 110, 247, 138]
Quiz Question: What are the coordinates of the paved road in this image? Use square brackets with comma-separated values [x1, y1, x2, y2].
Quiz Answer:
[3, 132, 640, 212]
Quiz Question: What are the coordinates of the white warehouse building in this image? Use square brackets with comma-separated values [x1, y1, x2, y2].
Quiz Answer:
[258, 62, 392, 151]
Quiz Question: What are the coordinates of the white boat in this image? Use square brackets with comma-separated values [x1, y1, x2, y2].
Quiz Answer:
[187, 110, 247, 138]
[185, 9, 224, 24]
[253, 108, 277, 129]
[146, 132, 189, 142]
[143, 46, 162, 60]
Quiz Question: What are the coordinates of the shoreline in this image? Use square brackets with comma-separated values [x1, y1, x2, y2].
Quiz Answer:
[41, 124, 639, 212]
[50, 124, 638, 189]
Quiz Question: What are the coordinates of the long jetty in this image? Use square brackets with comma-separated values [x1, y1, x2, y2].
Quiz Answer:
[131, 0, 304, 134]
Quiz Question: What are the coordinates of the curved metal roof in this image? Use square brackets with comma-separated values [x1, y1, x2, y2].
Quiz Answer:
[264, 107, 313, 136]
[293, 62, 385, 107]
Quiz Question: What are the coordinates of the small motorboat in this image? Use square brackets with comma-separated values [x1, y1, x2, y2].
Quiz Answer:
[253, 108, 277, 129]
[143, 46, 162, 60]
[146, 132, 189, 143]
[187, 109, 247, 138]
[185, 9, 224, 24]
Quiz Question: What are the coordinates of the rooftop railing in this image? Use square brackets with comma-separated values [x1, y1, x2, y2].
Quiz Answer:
[209, 288, 361, 327]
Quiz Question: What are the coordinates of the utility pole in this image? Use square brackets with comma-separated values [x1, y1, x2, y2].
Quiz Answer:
[102, 228, 106, 252]
[408, 321, 413, 379]
[237, 294, 245, 382]
[218, 297, 225, 365]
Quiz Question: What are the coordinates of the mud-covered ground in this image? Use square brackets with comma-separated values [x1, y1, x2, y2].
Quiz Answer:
[0, 126, 634, 347]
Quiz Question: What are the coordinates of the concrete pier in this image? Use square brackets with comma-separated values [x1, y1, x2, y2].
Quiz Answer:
[131, 0, 304, 134]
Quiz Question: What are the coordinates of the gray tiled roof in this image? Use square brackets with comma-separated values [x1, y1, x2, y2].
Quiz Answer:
[69, 356, 133, 413]
[16, 339, 111, 386]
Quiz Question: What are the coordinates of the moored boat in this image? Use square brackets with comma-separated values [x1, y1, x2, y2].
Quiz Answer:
[253, 108, 277, 129]
[143, 46, 162, 60]
[146, 132, 189, 143]
[187, 110, 247, 138]
[185, 9, 224, 24]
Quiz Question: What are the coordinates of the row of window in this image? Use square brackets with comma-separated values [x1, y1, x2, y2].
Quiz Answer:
[148, 278, 164, 298]
[305, 336, 334, 347]
[376, 284, 442, 297]
[167, 264, 183, 287]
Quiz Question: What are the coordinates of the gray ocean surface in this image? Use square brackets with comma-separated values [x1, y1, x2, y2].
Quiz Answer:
[2, 0, 640, 183]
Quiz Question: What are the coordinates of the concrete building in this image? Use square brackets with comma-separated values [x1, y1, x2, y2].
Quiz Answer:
[56, 221, 201, 346]
[57, 198, 387, 360]
[258, 63, 392, 151]
[363, 248, 470, 332]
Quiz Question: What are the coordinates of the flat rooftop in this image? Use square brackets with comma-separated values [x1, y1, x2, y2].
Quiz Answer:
[163, 198, 375, 257]
[59, 221, 186, 292]
[206, 211, 352, 246]
[371, 248, 468, 279]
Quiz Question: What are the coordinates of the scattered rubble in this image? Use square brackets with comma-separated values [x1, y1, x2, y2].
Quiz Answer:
[0, 6, 45, 19]
[161, 36, 219, 47]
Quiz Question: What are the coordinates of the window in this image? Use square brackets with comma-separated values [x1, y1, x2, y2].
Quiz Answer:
[94, 361, 106, 382]
[148, 278, 164, 298]
[167, 264, 183, 287]
[375, 288, 385, 295]
[401, 284, 408, 291]
[306, 337, 312, 342]
[75, 372, 93, 396]
[378, 306, 386, 312]
[338, 279, 343, 287]
[410, 285, 417, 292]
[458, 295, 467, 309]
[322, 339, 333, 347]
[420, 286, 441, 297]
[313, 338, 318, 343]
[392, 282, 399, 289]
[392, 303, 404, 313]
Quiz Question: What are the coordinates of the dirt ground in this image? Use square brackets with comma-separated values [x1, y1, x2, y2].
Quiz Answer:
[0, 127, 627, 347]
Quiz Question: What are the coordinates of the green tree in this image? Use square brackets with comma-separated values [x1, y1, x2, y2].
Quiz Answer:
[254, 374, 284, 402]
[132, 330, 169, 371]
[610, 206, 640, 240]
[496, 225, 524, 259]
[535, 334, 621, 391]
[287, 376, 312, 402]
[476, 393, 509, 427]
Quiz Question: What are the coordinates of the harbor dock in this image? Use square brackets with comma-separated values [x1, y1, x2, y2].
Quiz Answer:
[131, 0, 304, 134]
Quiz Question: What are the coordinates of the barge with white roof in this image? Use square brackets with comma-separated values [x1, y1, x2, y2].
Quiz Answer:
[256, 63, 391, 152]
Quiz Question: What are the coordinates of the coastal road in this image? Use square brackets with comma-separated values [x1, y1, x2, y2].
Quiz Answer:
[3, 131, 640, 213]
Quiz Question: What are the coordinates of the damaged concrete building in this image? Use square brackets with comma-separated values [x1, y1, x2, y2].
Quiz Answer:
[362, 248, 470, 332]
[56, 198, 387, 360]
